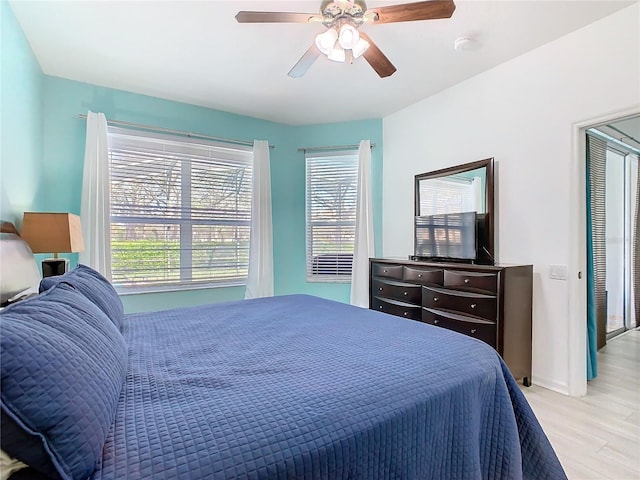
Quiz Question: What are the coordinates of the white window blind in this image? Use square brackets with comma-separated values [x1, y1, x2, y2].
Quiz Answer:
[305, 150, 358, 282]
[108, 127, 253, 290]
[418, 177, 478, 215]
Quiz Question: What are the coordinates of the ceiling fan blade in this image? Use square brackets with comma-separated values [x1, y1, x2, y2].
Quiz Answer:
[366, 0, 456, 24]
[288, 44, 322, 78]
[359, 32, 397, 78]
[235, 11, 321, 23]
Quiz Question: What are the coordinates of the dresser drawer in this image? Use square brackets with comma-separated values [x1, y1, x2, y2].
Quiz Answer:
[444, 270, 498, 294]
[422, 286, 497, 319]
[403, 266, 443, 285]
[422, 308, 497, 347]
[372, 297, 422, 321]
[371, 263, 403, 279]
[372, 279, 421, 305]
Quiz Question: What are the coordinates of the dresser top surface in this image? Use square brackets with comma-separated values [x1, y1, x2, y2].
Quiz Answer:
[370, 257, 532, 271]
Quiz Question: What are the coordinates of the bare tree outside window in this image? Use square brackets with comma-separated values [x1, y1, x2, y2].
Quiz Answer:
[305, 151, 358, 281]
[108, 129, 252, 290]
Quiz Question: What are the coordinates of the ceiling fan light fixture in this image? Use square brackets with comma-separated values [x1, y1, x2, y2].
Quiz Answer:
[237, 0, 457, 78]
[338, 24, 360, 50]
[351, 37, 370, 58]
[327, 45, 346, 62]
[315, 28, 339, 55]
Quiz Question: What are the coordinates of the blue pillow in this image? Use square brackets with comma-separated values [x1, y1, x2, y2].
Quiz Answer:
[0, 283, 127, 480]
[39, 264, 123, 329]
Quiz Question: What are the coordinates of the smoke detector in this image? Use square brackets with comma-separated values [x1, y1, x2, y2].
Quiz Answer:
[454, 36, 478, 52]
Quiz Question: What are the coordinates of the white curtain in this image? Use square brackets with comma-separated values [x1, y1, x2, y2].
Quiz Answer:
[79, 111, 112, 278]
[245, 140, 274, 299]
[350, 140, 375, 307]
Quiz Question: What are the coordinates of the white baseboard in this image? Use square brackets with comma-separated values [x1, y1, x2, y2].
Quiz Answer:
[531, 376, 570, 396]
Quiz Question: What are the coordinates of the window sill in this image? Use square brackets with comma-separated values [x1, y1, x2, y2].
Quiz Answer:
[306, 277, 352, 284]
[116, 281, 245, 296]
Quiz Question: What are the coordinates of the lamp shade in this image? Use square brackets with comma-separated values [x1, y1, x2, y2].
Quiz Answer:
[327, 46, 346, 63]
[21, 212, 85, 255]
[315, 28, 339, 55]
[338, 24, 360, 50]
[352, 37, 370, 59]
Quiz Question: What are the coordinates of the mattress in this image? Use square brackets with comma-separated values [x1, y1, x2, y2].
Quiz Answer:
[91, 294, 565, 480]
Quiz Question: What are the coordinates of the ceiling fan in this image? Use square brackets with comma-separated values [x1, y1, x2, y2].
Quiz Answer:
[235, 0, 456, 78]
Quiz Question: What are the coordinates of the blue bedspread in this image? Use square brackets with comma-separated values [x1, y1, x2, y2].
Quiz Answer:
[91, 294, 565, 480]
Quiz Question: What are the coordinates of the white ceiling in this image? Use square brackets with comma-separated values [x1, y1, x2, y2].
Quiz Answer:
[10, 0, 634, 125]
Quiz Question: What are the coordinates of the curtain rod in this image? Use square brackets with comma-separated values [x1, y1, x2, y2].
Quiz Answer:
[77, 114, 275, 149]
[297, 143, 376, 153]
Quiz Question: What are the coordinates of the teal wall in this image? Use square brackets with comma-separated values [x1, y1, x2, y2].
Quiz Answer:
[0, 1, 44, 226]
[40, 78, 382, 312]
[273, 122, 383, 303]
[40, 77, 284, 312]
[2, 2, 383, 313]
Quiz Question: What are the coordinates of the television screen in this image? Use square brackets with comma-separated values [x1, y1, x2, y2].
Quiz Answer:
[414, 211, 477, 260]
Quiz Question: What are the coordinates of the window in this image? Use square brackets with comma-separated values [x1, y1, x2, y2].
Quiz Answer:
[418, 176, 480, 215]
[305, 150, 358, 282]
[108, 127, 253, 290]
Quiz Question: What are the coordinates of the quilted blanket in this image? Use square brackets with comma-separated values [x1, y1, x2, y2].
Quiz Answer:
[91, 294, 565, 480]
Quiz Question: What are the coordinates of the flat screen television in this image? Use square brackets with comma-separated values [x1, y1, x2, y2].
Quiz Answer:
[414, 211, 477, 262]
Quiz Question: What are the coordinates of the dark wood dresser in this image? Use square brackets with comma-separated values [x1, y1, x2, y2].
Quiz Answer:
[369, 258, 533, 386]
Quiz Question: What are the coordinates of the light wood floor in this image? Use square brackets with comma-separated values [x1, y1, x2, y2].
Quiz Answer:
[521, 329, 640, 479]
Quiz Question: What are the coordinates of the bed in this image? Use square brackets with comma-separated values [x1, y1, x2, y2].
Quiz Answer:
[0, 229, 566, 480]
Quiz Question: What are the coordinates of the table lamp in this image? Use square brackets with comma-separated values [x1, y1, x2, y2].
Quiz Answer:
[20, 212, 85, 277]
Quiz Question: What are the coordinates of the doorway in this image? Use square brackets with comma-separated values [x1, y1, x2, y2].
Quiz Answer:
[587, 115, 640, 362]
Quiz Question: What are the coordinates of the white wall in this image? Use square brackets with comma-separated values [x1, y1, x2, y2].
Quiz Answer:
[382, 4, 640, 394]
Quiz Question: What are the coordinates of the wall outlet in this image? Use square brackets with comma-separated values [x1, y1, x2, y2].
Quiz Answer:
[549, 264, 568, 280]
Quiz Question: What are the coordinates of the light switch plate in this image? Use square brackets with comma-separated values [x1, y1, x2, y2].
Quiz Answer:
[549, 264, 568, 280]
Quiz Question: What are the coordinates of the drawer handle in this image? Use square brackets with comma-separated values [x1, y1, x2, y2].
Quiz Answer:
[379, 287, 383, 291]
[470, 328, 477, 334]
[383, 269, 388, 273]
[379, 306, 383, 310]
[434, 319, 439, 324]
[433, 297, 439, 302]
[403, 291, 408, 296]
[403, 312, 408, 316]
[464, 278, 470, 284]
[418, 274, 423, 278]
[471, 303, 477, 309]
